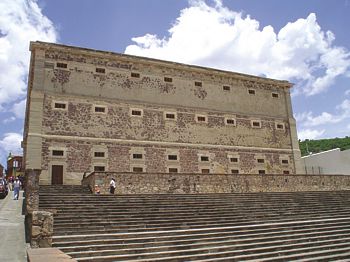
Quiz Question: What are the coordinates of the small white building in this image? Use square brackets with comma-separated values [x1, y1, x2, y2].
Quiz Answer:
[301, 148, 350, 175]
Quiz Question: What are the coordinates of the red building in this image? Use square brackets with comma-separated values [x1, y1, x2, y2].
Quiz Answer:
[6, 154, 24, 178]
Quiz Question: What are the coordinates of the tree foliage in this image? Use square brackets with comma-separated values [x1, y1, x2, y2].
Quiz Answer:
[299, 136, 350, 156]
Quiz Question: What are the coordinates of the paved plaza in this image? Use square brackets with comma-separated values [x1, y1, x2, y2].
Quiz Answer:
[0, 191, 28, 262]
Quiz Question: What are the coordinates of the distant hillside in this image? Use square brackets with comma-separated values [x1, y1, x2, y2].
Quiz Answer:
[299, 136, 350, 156]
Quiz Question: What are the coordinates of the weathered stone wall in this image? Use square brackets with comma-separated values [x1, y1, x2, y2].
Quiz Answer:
[25, 169, 41, 214]
[31, 211, 53, 248]
[39, 138, 295, 184]
[24, 42, 304, 185]
[84, 172, 350, 194]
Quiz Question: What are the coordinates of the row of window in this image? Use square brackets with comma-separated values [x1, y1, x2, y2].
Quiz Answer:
[55, 62, 281, 97]
[52, 101, 286, 130]
[92, 165, 290, 175]
[52, 149, 289, 165]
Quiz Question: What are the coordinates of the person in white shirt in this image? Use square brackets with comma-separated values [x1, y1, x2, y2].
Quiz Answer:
[13, 177, 21, 200]
[109, 178, 116, 194]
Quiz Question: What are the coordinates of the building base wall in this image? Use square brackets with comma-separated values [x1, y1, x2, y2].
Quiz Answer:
[83, 172, 350, 194]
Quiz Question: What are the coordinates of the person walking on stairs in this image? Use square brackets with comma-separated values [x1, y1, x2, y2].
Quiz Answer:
[110, 178, 116, 194]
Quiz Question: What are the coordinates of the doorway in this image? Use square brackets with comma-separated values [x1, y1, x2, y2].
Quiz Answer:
[51, 165, 63, 185]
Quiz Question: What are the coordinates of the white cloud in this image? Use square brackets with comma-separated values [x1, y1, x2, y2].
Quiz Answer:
[125, 0, 350, 96]
[0, 0, 57, 110]
[0, 132, 22, 156]
[295, 99, 350, 127]
[2, 116, 16, 124]
[12, 99, 26, 119]
[298, 129, 325, 141]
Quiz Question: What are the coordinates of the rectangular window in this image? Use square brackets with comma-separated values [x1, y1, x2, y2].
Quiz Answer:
[131, 72, 140, 78]
[258, 170, 266, 174]
[131, 109, 142, 116]
[251, 121, 261, 128]
[133, 153, 143, 159]
[96, 68, 105, 74]
[223, 86, 231, 91]
[197, 116, 206, 122]
[168, 155, 178, 161]
[94, 106, 106, 113]
[248, 89, 256, 95]
[200, 156, 209, 162]
[272, 92, 279, 98]
[164, 77, 173, 83]
[132, 167, 143, 172]
[56, 62, 67, 69]
[257, 158, 265, 163]
[230, 157, 238, 163]
[226, 119, 236, 125]
[231, 169, 239, 174]
[283, 170, 290, 175]
[94, 166, 105, 172]
[282, 159, 289, 164]
[54, 102, 66, 109]
[276, 123, 285, 130]
[201, 169, 210, 174]
[52, 150, 64, 156]
[165, 113, 176, 119]
[168, 168, 178, 173]
[195, 81, 202, 87]
[94, 152, 105, 158]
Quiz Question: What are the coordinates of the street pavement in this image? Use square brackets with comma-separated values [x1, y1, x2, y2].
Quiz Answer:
[0, 190, 28, 262]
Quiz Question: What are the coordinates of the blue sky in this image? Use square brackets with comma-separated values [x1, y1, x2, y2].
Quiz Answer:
[0, 0, 350, 168]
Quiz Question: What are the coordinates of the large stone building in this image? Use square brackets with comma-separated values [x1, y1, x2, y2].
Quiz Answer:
[23, 41, 302, 185]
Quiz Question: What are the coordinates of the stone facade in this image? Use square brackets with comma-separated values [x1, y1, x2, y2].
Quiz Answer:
[24, 41, 303, 185]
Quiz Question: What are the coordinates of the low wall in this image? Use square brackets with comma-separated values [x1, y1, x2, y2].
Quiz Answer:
[82, 172, 350, 194]
[27, 248, 76, 261]
[31, 211, 53, 248]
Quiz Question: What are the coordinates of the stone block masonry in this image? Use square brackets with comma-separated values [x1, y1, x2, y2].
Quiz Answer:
[83, 172, 350, 194]
[24, 41, 303, 185]
[31, 211, 53, 248]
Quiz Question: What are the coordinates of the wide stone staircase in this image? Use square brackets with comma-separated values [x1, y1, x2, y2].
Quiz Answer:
[39, 185, 350, 261]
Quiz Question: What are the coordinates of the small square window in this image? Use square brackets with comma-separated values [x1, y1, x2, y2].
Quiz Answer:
[230, 157, 238, 163]
[282, 159, 289, 164]
[165, 113, 176, 120]
[52, 150, 64, 156]
[168, 155, 178, 161]
[168, 168, 178, 173]
[133, 153, 143, 159]
[164, 77, 173, 83]
[94, 106, 106, 113]
[200, 156, 209, 162]
[94, 166, 105, 172]
[257, 158, 265, 163]
[283, 170, 290, 175]
[132, 167, 143, 172]
[131, 72, 140, 78]
[197, 116, 206, 122]
[252, 121, 261, 128]
[258, 170, 266, 174]
[223, 86, 231, 91]
[195, 81, 202, 87]
[131, 109, 142, 116]
[201, 169, 210, 174]
[56, 62, 67, 69]
[54, 102, 66, 109]
[272, 92, 279, 98]
[94, 152, 105, 158]
[96, 68, 105, 74]
[231, 169, 239, 174]
[276, 123, 285, 130]
[248, 89, 256, 95]
[226, 119, 236, 125]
